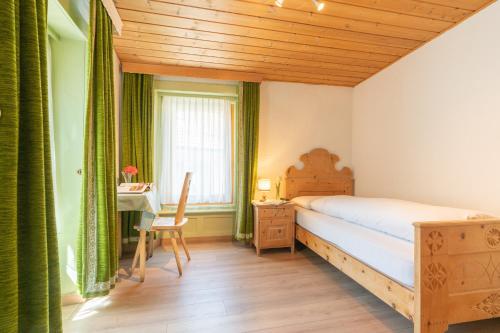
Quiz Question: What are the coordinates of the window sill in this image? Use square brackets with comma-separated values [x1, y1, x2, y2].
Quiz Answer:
[159, 204, 236, 216]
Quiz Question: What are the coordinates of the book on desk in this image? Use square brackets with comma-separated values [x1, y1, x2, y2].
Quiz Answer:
[117, 183, 152, 194]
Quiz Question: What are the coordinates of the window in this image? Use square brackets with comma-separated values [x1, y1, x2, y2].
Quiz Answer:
[156, 94, 235, 205]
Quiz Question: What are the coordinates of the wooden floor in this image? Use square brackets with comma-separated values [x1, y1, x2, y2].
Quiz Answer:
[63, 241, 500, 333]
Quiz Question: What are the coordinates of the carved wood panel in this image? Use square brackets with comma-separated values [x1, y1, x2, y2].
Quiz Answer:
[425, 231, 444, 254]
[415, 226, 449, 333]
[445, 224, 500, 255]
[285, 148, 353, 199]
[476, 293, 500, 316]
[448, 291, 500, 324]
[485, 227, 500, 249]
[423, 263, 448, 292]
[448, 252, 500, 293]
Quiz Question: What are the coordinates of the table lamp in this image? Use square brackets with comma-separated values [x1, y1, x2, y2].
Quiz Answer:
[257, 178, 271, 202]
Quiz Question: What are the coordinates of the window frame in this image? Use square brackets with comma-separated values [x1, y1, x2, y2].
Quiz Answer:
[154, 89, 239, 212]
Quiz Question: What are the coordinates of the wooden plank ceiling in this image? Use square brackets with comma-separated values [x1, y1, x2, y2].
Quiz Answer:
[113, 0, 495, 87]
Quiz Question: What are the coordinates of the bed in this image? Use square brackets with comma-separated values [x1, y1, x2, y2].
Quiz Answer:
[286, 148, 500, 333]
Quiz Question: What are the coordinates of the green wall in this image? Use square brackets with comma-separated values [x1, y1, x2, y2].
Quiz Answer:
[53, 0, 89, 38]
[49, 0, 87, 296]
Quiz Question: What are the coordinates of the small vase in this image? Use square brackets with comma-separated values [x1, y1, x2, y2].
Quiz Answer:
[122, 172, 132, 183]
[275, 177, 282, 200]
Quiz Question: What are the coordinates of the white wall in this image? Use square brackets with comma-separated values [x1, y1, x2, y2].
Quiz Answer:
[352, 1, 500, 214]
[258, 81, 353, 199]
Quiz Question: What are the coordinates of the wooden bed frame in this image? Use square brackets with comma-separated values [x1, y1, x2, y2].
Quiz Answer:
[286, 148, 500, 333]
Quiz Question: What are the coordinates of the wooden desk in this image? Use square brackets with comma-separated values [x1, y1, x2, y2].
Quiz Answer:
[117, 187, 160, 257]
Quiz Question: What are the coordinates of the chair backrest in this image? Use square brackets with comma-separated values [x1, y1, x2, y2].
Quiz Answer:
[175, 172, 193, 225]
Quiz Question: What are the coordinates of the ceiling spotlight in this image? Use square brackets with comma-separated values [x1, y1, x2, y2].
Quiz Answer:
[312, 0, 325, 11]
[275, 0, 284, 7]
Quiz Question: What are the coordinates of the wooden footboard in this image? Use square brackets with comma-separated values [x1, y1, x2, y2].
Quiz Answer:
[414, 218, 500, 333]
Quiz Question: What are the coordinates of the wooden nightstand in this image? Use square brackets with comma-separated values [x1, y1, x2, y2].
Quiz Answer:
[252, 202, 295, 256]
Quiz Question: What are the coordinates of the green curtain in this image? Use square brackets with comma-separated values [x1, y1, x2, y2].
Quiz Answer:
[121, 73, 154, 243]
[0, 0, 62, 332]
[77, 0, 117, 298]
[235, 82, 260, 241]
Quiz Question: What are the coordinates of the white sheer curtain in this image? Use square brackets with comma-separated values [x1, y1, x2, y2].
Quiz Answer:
[156, 95, 232, 204]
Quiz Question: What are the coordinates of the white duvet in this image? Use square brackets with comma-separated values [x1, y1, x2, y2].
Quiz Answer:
[307, 196, 485, 242]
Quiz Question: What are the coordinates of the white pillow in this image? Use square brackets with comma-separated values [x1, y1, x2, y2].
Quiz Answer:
[290, 196, 324, 209]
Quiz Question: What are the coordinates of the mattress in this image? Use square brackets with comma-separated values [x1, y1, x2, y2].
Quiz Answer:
[296, 206, 415, 287]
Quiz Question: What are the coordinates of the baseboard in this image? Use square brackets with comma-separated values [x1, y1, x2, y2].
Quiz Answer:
[161, 235, 232, 246]
[186, 235, 233, 243]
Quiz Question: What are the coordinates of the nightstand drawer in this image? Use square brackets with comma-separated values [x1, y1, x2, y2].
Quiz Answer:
[259, 219, 292, 248]
[260, 207, 294, 219]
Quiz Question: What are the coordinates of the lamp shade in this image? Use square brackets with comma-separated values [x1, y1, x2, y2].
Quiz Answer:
[257, 178, 271, 191]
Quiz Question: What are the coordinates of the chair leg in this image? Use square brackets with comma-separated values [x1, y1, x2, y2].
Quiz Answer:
[148, 231, 155, 258]
[169, 231, 183, 276]
[131, 240, 140, 275]
[178, 230, 191, 261]
[139, 229, 147, 282]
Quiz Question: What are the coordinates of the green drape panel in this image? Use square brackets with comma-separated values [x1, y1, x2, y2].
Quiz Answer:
[121, 73, 154, 243]
[0, 0, 62, 332]
[235, 82, 260, 240]
[77, 0, 117, 298]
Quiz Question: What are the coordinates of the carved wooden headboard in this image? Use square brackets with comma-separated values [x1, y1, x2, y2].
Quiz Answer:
[285, 148, 354, 199]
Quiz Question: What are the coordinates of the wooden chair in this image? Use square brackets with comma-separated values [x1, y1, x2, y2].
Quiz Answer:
[131, 172, 193, 281]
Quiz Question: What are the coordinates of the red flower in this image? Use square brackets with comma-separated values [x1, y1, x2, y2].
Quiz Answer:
[123, 165, 138, 175]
